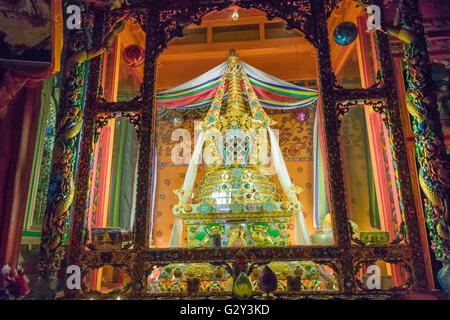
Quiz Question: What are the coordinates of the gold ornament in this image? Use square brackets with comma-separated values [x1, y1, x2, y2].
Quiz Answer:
[168, 281, 186, 293]
[214, 266, 224, 278]
[293, 265, 304, 278]
[173, 268, 183, 278]
[268, 262, 291, 280]
[251, 267, 261, 280]
[205, 281, 225, 293]
[227, 225, 247, 247]
[185, 263, 213, 280]
[250, 224, 274, 246]
[233, 272, 253, 298]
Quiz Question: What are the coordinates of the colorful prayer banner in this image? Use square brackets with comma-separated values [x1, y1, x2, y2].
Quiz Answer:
[156, 60, 318, 110]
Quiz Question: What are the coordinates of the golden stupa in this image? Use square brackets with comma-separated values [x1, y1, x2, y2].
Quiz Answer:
[171, 50, 305, 248]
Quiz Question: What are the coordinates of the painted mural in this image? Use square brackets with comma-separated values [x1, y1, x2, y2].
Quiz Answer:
[0, 0, 52, 62]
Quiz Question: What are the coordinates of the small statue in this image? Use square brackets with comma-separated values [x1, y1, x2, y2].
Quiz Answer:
[227, 226, 247, 247]
[250, 224, 274, 246]
[287, 185, 303, 202]
[293, 265, 304, 278]
[63, 20, 126, 78]
[174, 188, 187, 205]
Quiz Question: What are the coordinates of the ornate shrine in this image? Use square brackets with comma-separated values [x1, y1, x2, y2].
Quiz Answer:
[58, 0, 447, 299]
[1, 0, 449, 301]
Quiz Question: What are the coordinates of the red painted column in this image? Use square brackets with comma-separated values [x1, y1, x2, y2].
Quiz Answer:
[0, 82, 43, 268]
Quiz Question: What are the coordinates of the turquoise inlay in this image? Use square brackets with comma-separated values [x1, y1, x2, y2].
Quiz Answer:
[230, 178, 242, 189]
[263, 201, 274, 212]
[231, 168, 243, 178]
[198, 203, 211, 214]
[231, 201, 241, 214]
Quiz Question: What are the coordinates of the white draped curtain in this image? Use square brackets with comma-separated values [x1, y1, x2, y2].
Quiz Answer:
[268, 127, 311, 245]
[168, 131, 205, 247]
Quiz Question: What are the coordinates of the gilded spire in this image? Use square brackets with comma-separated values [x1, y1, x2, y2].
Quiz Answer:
[225, 49, 246, 115]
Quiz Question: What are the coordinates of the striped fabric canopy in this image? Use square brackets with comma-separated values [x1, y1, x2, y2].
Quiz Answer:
[156, 60, 318, 110]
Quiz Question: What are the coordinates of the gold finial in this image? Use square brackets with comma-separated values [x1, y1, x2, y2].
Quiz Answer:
[226, 49, 246, 115]
[228, 48, 238, 60]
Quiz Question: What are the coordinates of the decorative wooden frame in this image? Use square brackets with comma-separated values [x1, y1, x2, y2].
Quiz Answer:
[43, 0, 443, 298]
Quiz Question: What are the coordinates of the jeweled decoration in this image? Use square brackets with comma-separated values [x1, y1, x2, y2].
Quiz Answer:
[233, 272, 253, 298]
[172, 50, 307, 248]
[333, 22, 358, 46]
[257, 266, 278, 297]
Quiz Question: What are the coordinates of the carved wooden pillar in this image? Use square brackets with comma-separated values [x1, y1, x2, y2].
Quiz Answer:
[65, 12, 106, 297]
[313, 0, 354, 294]
[398, 0, 450, 291]
[37, 2, 95, 277]
[131, 7, 159, 297]
[374, 0, 428, 292]
[134, 15, 156, 248]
